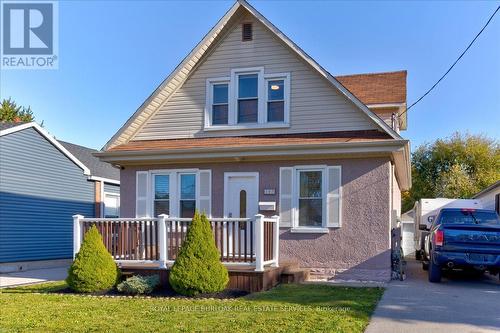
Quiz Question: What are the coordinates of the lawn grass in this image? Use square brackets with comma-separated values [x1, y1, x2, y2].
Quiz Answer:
[0, 282, 383, 332]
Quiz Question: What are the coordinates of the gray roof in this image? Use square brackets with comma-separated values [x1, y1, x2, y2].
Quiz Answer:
[60, 141, 120, 181]
[0, 122, 26, 131]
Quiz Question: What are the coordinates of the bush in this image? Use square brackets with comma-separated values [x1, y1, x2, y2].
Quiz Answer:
[117, 275, 160, 295]
[169, 212, 229, 296]
[66, 225, 120, 293]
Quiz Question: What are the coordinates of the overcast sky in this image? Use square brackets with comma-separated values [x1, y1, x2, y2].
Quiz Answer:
[1, 0, 499, 149]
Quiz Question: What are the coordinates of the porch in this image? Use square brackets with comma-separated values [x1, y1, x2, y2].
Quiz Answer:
[72, 214, 280, 273]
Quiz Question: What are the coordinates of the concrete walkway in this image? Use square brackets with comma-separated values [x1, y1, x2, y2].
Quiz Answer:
[366, 258, 500, 333]
[0, 266, 68, 288]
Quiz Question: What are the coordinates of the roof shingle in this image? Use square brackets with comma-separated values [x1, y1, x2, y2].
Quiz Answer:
[335, 71, 407, 105]
[60, 141, 120, 181]
[108, 130, 392, 152]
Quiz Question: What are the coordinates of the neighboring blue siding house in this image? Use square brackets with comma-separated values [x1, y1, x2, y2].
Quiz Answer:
[0, 122, 120, 265]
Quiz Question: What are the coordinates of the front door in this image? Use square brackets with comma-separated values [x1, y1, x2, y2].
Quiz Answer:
[224, 173, 259, 219]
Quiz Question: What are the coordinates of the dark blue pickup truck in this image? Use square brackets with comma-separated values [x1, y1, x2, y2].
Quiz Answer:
[422, 208, 500, 282]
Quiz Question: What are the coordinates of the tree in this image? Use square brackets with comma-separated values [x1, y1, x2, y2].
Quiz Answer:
[66, 225, 120, 293]
[0, 98, 35, 122]
[169, 212, 229, 296]
[403, 132, 500, 212]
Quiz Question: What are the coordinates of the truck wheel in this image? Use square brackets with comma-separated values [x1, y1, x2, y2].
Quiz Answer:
[415, 250, 422, 261]
[422, 261, 429, 271]
[428, 255, 442, 283]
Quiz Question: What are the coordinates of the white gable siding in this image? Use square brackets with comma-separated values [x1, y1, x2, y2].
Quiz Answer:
[133, 15, 377, 141]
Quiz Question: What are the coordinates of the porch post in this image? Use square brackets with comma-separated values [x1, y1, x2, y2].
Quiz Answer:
[271, 215, 280, 267]
[254, 214, 265, 272]
[158, 214, 168, 268]
[72, 214, 83, 259]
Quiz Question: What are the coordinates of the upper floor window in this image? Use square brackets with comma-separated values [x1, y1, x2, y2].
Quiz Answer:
[205, 67, 290, 130]
[267, 79, 285, 122]
[212, 83, 228, 125]
[238, 74, 258, 123]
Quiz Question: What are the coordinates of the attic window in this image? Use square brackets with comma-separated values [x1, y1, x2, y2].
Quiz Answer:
[242, 23, 253, 41]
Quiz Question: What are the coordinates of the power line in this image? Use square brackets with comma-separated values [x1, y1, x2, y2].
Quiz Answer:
[399, 5, 500, 119]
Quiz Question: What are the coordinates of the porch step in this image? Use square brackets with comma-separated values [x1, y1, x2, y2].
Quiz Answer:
[280, 268, 310, 284]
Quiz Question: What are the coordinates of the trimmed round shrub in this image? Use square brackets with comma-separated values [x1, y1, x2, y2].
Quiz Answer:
[117, 275, 160, 295]
[169, 211, 229, 296]
[66, 225, 120, 293]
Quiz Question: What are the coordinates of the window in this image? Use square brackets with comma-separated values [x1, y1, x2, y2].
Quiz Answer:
[212, 83, 228, 125]
[298, 170, 323, 227]
[242, 23, 253, 41]
[205, 68, 289, 128]
[154, 175, 169, 216]
[239, 190, 247, 218]
[267, 79, 284, 122]
[237, 74, 258, 123]
[104, 193, 120, 218]
[180, 174, 196, 218]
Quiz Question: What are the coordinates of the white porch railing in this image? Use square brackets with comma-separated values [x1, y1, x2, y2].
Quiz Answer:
[73, 214, 279, 272]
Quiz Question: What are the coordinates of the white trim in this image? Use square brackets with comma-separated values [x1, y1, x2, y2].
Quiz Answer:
[293, 167, 326, 228]
[264, 72, 290, 124]
[204, 123, 290, 131]
[223, 172, 259, 219]
[178, 172, 197, 217]
[281, 164, 342, 231]
[326, 165, 342, 227]
[88, 175, 120, 185]
[205, 77, 230, 128]
[0, 122, 91, 175]
[135, 171, 150, 218]
[197, 169, 212, 217]
[103, 191, 120, 218]
[290, 227, 329, 234]
[204, 68, 291, 130]
[232, 67, 264, 125]
[149, 168, 201, 218]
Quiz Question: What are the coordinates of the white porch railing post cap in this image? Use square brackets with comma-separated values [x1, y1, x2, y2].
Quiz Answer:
[73, 214, 84, 219]
[157, 214, 169, 218]
[271, 215, 280, 219]
[254, 214, 264, 218]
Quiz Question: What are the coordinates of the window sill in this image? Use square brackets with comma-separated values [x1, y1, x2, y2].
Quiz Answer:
[290, 227, 330, 234]
[204, 123, 290, 132]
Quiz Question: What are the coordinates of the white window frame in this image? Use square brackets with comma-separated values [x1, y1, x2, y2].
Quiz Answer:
[149, 169, 199, 218]
[264, 73, 290, 124]
[232, 67, 264, 125]
[292, 165, 328, 233]
[178, 172, 197, 218]
[103, 192, 120, 218]
[205, 77, 230, 128]
[204, 67, 290, 130]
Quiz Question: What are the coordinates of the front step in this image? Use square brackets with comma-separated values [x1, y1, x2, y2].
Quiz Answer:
[280, 268, 310, 284]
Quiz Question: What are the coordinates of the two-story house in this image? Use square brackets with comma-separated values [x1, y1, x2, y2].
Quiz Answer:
[96, 0, 410, 282]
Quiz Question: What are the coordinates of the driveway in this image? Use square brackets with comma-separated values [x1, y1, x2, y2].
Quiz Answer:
[366, 258, 500, 333]
[0, 266, 68, 288]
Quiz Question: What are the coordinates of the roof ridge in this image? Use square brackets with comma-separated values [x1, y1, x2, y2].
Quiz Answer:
[335, 70, 407, 78]
[59, 140, 99, 152]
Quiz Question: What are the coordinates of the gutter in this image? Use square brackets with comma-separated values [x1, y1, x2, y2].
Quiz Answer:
[95, 139, 409, 160]
[88, 175, 120, 185]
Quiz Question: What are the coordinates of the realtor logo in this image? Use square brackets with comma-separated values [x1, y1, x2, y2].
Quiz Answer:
[1, 1, 58, 69]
